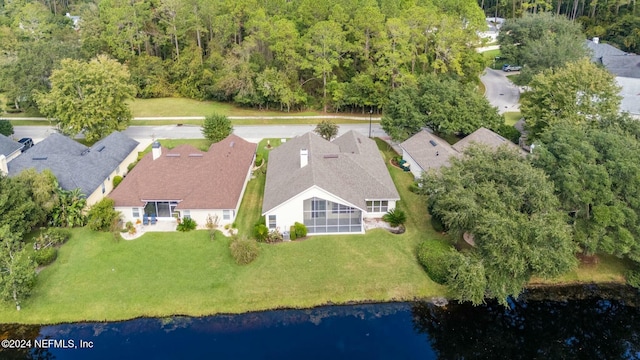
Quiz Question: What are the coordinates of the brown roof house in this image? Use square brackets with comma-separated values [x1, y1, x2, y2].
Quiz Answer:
[262, 131, 400, 235]
[400, 127, 525, 179]
[109, 134, 256, 228]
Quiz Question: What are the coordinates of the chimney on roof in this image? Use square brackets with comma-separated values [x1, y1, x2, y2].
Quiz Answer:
[593, 37, 599, 44]
[0, 155, 7, 176]
[152, 141, 162, 160]
[300, 148, 308, 168]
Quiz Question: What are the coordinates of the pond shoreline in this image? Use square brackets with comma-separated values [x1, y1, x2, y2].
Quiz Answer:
[2, 281, 634, 326]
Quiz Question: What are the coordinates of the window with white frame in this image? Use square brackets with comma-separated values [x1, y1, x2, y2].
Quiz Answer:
[182, 210, 191, 219]
[132, 208, 140, 218]
[223, 210, 231, 220]
[268, 215, 276, 229]
[366, 200, 388, 212]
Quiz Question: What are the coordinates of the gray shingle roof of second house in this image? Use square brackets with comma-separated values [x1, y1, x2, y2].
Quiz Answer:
[0, 134, 22, 159]
[452, 127, 525, 154]
[399, 130, 458, 173]
[262, 131, 400, 214]
[586, 39, 640, 79]
[8, 132, 139, 196]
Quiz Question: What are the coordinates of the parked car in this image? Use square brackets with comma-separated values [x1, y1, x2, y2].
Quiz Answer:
[18, 137, 34, 151]
[502, 64, 522, 72]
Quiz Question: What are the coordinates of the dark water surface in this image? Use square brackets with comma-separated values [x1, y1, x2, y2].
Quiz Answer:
[1, 284, 639, 359]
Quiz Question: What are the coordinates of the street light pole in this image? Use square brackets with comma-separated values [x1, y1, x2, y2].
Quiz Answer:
[368, 109, 373, 138]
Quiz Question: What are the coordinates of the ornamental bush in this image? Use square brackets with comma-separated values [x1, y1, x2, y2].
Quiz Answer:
[34, 228, 71, 250]
[87, 198, 121, 232]
[294, 222, 307, 238]
[177, 217, 197, 231]
[112, 175, 123, 189]
[230, 236, 259, 265]
[254, 224, 269, 242]
[289, 225, 297, 240]
[382, 208, 407, 227]
[417, 240, 451, 285]
[255, 154, 264, 167]
[34, 247, 58, 266]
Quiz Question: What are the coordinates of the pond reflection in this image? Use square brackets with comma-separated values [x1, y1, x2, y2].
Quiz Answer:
[413, 284, 640, 359]
[0, 285, 638, 359]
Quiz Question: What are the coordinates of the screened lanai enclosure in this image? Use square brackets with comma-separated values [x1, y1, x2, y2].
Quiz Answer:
[303, 197, 362, 234]
[144, 201, 179, 218]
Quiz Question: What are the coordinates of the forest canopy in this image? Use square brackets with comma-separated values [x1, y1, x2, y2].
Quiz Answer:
[0, 0, 487, 113]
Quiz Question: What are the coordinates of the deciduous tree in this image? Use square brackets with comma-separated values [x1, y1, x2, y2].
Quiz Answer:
[521, 59, 622, 139]
[201, 113, 233, 143]
[382, 74, 503, 141]
[34, 55, 135, 142]
[0, 226, 37, 311]
[420, 145, 577, 305]
[314, 120, 339, 141]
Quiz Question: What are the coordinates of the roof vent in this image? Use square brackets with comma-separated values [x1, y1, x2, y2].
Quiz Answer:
[357, 138, 361, 144]
[97, 145, 106, 152]
[188, 154, 203, 157]
[323, 154, 339, 159]
[81, 149, 90, 156]
[230, 141, 235, 147]
[32, 156, 48, 160]
[166, 153, 180, 157]
[429, 140, 438, 146]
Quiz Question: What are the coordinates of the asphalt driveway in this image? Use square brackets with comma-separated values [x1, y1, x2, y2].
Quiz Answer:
[481, 68, 521, 114]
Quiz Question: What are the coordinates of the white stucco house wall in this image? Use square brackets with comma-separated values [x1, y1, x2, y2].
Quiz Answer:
[262, 131, 400, 235]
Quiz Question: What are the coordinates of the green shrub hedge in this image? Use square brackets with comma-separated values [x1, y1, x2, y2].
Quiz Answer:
[255, 154, 264, 167]
[230, 237, 259, 265]
[289, 225, 297, 240]
[113, 175, 123, 188]
[177, 217, 197, 231]
[294, 222, 307, 238]
[34, 247, 58, 266]
[417, 240, 452, 284]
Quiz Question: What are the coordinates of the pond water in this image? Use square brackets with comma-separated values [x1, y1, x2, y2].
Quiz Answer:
[1, 284, 639, 359]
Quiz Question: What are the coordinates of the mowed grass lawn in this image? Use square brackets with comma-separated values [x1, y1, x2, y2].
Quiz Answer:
[130, 97, 321, 118]
[0, 138, 446, 324]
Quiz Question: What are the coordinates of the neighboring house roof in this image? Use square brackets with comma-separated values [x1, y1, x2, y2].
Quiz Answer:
[586, 39, 640, 79]
[0, 134, 22, 159]
[602, 55, 640, 79]
[452, 127, 524, 154]
[262, 131, 400, 214]
[109, 134, 256, 210]
[8, 132, 139, 196]
[399, 130, 458, 173]
[586, 39, 627, 62]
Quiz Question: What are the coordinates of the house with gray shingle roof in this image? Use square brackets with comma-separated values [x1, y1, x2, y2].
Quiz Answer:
[400, 130, 458, 179]
[8, 131, 139, 205]
[0, 134, 23, 175]
[262, 131, 400, 235]
[401, 127, 525, 179]
[586, 39, 640, 114]
[109, 134, 256, 227]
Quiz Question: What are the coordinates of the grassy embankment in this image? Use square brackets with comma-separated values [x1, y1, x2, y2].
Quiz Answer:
[4, 97, 379, 126]
[0, 139, 447, 324]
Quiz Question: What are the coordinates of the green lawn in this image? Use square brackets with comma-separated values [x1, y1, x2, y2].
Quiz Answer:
[234, 138, 282, 237]
[504, 112, 522, 126]
[130, 98, 321, 118]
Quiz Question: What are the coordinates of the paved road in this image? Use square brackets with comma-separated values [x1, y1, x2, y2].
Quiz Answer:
[13, 124, 387, 144]
[480, 68, 521, 114]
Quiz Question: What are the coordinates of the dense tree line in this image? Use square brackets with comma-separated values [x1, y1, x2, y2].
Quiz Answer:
[0, 0, 488, 113]
[418, 57, 640, 304]
[480, 0, 640, 54]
